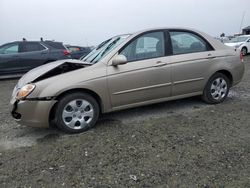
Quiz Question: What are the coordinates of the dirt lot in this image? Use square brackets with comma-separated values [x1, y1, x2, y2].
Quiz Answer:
[0, 57, 250, 188]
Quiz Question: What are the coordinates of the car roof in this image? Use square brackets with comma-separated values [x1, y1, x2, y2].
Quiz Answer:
[238, 35, 250, 37]
[130, 27, 217, 42]
[99, 27, 231, 63]
[133, 27, 203, 33]
[8, 40, 63, 44]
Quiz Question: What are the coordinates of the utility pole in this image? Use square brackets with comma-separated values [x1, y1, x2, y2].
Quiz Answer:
[239, 11, 246, 34]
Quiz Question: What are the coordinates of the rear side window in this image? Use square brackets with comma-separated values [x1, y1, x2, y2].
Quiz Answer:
[44, 42, 66, 49]
[170, 31, 211, 55]
[22, 42, 46, 52]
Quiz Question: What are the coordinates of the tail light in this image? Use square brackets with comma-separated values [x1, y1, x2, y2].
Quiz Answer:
[240, 52, 244, 62]
[63, 50, 70, 56]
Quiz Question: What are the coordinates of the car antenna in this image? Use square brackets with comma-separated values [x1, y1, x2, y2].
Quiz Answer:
[23, 38, 26, 41]
[40, 37, 43, 41]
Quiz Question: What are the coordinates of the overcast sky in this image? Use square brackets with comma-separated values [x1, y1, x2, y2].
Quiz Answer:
[0, 0, 249, 46]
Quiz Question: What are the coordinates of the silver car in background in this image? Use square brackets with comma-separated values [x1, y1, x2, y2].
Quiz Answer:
[10, 28, 244, 133]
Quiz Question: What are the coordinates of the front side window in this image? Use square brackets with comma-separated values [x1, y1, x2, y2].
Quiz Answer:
[170, 31, 209, 55]
[0, 43, 19, 54]
[120, 31, 165, 62]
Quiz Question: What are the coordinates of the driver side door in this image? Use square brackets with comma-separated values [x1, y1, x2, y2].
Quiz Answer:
[0, 42, 23, 75]
[107, 31, 172, 110]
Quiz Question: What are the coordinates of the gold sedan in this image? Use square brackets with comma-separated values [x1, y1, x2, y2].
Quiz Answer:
[10, 28, 244, 133]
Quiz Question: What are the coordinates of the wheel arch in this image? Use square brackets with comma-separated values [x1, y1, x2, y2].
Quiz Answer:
[215, 70, 233, 86]
[49, 88, 103, 125]
[202, 70, 232, 104]
[241, 46, 248, 53]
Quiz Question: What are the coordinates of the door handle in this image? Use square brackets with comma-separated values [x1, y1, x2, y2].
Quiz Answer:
[206, 54, 216, 59]
[154, 61, 167, 67]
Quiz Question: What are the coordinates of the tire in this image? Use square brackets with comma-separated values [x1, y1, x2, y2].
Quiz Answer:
[55, 92, 100, 133]
[202, 73, 230, 104]
[241, 47, 247, 56]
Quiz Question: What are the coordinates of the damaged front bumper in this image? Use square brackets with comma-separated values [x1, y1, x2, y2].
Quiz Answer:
[10, 97, 57, 128]
[9, 59, 91, 128]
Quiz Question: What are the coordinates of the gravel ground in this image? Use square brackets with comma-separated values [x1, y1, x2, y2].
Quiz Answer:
[0, 56, 250, 187]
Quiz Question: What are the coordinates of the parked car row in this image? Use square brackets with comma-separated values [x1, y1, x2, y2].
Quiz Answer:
[224, 35, 250, 56]
[0, 40, 91, 78]
[10, 28, 245, 133]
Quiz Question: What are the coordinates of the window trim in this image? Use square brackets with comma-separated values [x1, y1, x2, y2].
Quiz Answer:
[164, 31, 172, 56]
[168, 29, 215, 56]
[118, 29, 167, 63]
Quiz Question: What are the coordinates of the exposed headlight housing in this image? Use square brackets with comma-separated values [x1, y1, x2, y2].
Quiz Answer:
[16, 84, 36, 100]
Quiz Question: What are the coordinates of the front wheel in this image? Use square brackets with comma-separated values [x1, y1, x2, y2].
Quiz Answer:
[241, 47, 247, 56]
[55, 92, 100, 133]
[202, 73, 230, 104]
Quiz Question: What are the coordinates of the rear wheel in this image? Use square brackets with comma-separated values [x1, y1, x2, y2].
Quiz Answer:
[202, 73, 230, 104]
[55, 92, 99, 133]
[241, 47, 247, 56]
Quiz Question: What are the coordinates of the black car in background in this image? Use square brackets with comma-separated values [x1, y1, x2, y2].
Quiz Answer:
[66, 45, 91, 59]
[0, 40, 71, 78]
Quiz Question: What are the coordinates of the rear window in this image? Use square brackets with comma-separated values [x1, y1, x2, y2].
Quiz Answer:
[170, 31, 212, 55]
[67, 46, 81, 52]
[43, 41, 66, 49]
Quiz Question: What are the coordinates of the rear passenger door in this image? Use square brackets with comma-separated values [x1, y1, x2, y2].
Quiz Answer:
[19, 42, 48, 71]
[169, 30, 215, 96]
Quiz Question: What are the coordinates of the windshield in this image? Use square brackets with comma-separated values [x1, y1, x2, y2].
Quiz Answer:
[230, 36, 249, 43]
[82, 34, 130, 64]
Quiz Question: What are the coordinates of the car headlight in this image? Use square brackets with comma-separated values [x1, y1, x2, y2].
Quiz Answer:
[16, 84, 36, 100]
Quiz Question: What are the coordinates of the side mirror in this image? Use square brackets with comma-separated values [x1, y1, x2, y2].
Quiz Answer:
[112, 54, 127, 66]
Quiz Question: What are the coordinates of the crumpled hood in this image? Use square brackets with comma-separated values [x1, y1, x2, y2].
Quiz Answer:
[17, 59, 92, 88]
[224, 42, 244, 47]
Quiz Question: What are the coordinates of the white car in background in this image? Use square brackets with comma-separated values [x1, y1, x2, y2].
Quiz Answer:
[224, 35, 250, 56]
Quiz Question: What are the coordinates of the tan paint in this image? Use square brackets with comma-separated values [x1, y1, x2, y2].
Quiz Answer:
[10, 28, 245, 128]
